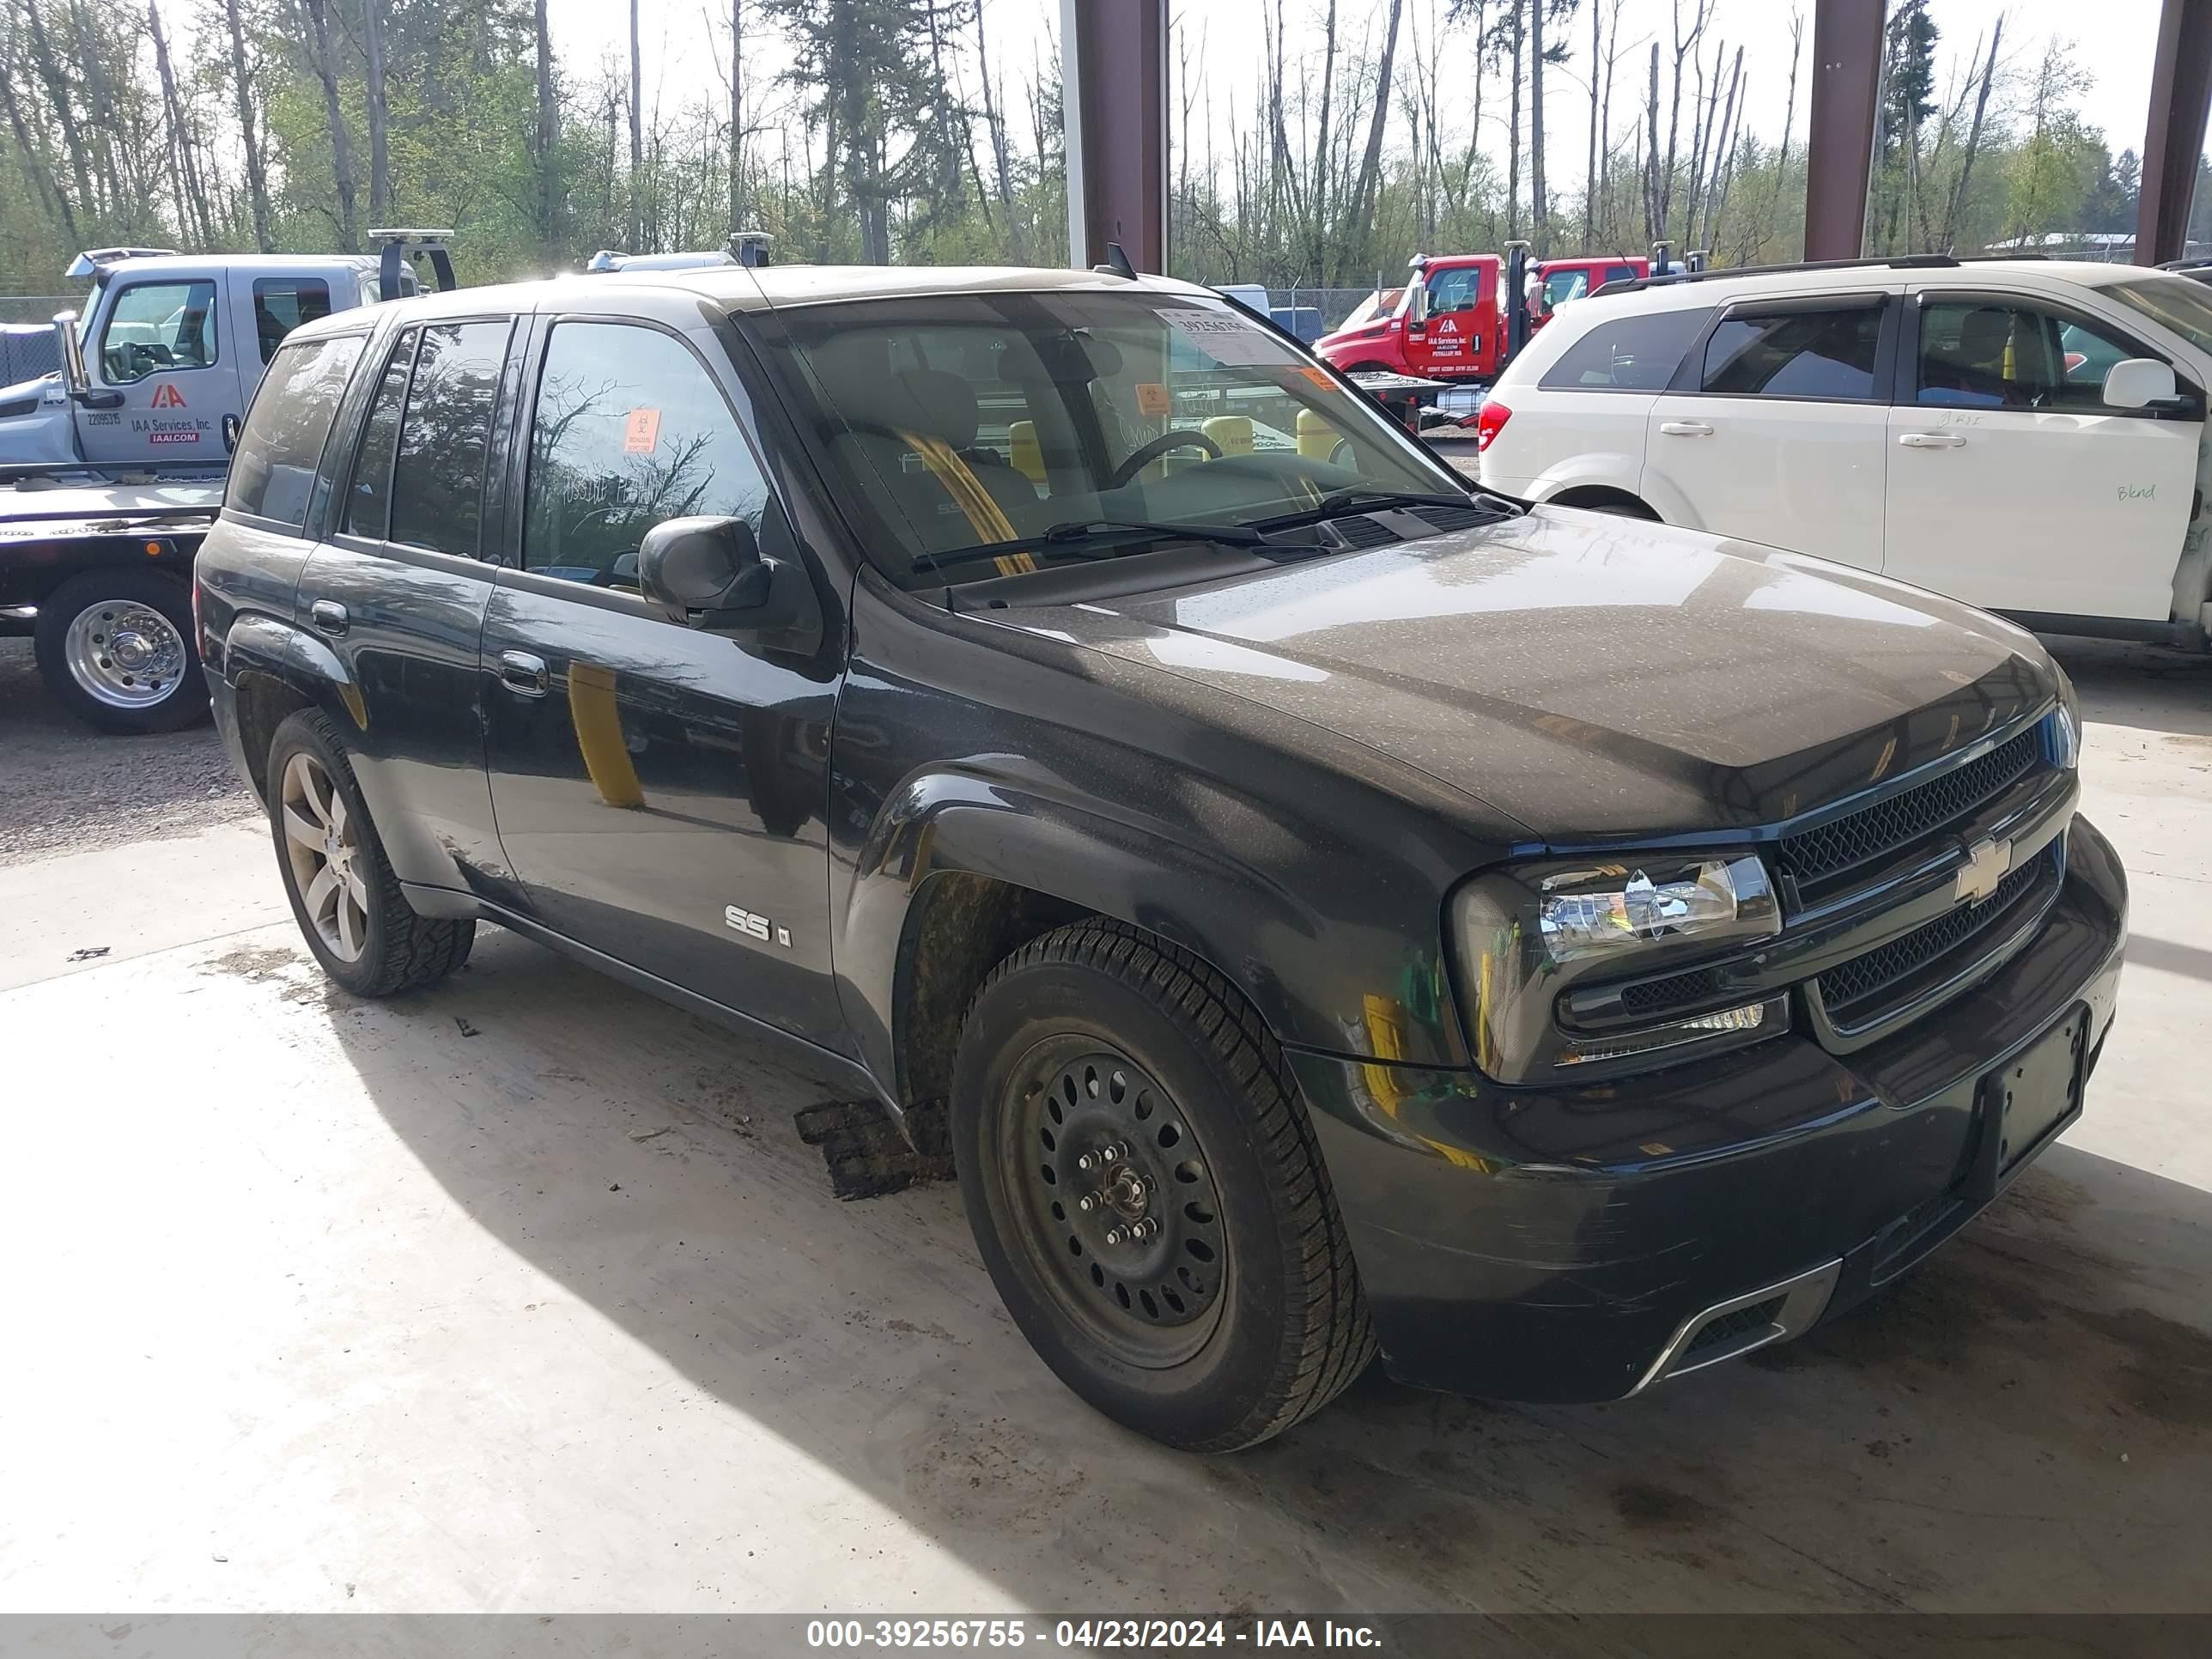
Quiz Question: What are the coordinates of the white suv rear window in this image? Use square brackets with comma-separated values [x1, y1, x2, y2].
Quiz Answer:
[1538, 308, 1711, 392]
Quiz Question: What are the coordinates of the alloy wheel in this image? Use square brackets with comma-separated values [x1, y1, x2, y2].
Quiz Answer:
[280, 751, 370, 963]
[63, 599, 185, 710]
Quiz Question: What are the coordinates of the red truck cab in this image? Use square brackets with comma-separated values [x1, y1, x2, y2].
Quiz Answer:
[1316, 254, 1504, 381]
[1528, 255, 1650, 331]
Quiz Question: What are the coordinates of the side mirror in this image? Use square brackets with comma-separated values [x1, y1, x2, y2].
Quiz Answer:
[1407, 283, 1431, 331]
[635, 514, 821, 653]
[2102, 356, 2179, 410]
[52, 311, 87, 397]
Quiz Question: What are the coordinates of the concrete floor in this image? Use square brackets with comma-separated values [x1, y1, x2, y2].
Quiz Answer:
[1, 636, 2208, 1616]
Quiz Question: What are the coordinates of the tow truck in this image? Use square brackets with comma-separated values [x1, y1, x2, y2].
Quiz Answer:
[1, 232, 453, 732]
[1317, 243, 1699, 434]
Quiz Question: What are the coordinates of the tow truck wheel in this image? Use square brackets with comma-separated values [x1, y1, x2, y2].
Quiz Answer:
[951, 918, 1376, 1451]
[33, 570, 209, 734]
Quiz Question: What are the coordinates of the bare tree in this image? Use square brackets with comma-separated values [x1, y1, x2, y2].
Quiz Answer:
[727, 0, 744, 233]
[148, 2, 210, 245]
[535, 0, 557, 246]
[1345, 0, 1404, 264]
[364, 0, 392, 224]
[300, 0, 359, 250]
[221, 0, 273, 250]
[1528, 0, 1546, 253]
[629, 0, 644, 247]
[1942, 17, 2002, 252]
[1765, 10, 1803, 252]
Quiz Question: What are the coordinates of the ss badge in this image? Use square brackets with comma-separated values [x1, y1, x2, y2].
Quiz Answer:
[725, 905, 793, 948]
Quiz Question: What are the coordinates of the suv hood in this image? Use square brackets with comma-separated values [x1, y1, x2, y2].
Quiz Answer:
[1024, 509, 2056, 841]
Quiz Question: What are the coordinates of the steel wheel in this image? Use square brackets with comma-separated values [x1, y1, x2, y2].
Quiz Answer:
[62, 599, 187, 710]
[1000, 1038, 1229, 1370]
[279, 750, 370, 963]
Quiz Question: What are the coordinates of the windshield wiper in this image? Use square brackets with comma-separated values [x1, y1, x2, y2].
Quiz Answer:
[908, 518, 1267, 580]
[1256, 488, 1507, 530]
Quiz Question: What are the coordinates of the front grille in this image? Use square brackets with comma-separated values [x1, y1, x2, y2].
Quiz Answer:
[1780, 729, 2040, 889]
[1684, 1297, 1785, 1356]
[1818, 849, 2051, 1024]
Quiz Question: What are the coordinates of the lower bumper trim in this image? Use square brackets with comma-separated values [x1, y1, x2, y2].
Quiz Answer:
[1628, 1257, 1843, 1395]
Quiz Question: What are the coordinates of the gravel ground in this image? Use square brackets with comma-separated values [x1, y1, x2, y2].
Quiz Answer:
[0, 637, 256, 867]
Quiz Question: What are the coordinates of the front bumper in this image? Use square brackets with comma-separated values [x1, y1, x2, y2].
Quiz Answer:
[1291, 816, 2128, 1403]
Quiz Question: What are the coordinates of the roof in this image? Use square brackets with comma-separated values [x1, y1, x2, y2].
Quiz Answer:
[280, 264, 1218, 344]
[1593, 257, 2161, 313]
[78, 252, 384, 281]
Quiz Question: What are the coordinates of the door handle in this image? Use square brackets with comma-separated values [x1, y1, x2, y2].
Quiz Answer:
[308, 599, 348, 635]
[1899, 431, 1967, 448]
[498, 649, 550, 696]
[1658, 421, 1714, 436]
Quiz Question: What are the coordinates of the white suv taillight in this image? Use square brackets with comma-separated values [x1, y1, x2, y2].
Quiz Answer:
[1476, 398, 1511, 453]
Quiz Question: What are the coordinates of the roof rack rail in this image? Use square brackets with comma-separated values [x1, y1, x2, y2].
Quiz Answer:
[1595, 252, 1963, 297]
[2159, 257, 2212, 271]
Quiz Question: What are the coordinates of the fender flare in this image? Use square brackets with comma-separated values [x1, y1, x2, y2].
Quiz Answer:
[1527, 455, 1653, 508]
[221, 609, 364, 743]
[836, 768, 1344, 1099]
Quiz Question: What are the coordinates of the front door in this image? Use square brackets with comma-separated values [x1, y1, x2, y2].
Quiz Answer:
[77, 274, 240, 465]
[480, 316, 846, 1050]
[1407, 261, 1494, 380]
[1882, 289, 2200, 622]
[1642, 294, 1893, 569]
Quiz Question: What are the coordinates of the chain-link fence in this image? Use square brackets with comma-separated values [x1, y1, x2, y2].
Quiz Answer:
[0, 299, 71, 383]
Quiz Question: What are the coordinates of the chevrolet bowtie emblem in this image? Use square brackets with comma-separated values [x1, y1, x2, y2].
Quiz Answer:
[1955, 836, 2014, 904]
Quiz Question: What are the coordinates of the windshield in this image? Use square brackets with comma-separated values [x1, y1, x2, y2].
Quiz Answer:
[760, 289, 1466, 588]
[2093, 274, 2212, 357]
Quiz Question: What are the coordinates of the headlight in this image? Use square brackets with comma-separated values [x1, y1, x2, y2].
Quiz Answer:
[2045, 671, 2081, 769]
[1452, 853, 1786, 1083]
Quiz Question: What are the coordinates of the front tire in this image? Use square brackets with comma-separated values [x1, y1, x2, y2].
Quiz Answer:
[951, 919, 1375, 1451]
[265, 710, 473, 996]
[33, 569, 209, 733]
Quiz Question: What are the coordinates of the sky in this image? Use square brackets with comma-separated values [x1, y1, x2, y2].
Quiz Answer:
[542, 0, 2173, 182]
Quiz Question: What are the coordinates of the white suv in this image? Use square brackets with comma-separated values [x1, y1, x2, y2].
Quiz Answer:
[1476, 257, 2212, 645]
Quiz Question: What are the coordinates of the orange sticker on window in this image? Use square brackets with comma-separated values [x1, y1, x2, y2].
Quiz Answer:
[1135, 380, 1172, 416]
[1296, 365, 1336, 391]
[623, 408, 661, 453]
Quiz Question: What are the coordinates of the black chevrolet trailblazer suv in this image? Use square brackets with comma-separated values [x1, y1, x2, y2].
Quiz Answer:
[194, 264, 2126, 1451]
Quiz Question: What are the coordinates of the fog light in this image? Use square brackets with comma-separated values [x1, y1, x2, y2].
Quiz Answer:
[1557, 996, 1788, 1068]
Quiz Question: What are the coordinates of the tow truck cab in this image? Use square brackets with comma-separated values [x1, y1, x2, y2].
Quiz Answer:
[1315, 253, 1505, 381]
[0, 241, 434, 471]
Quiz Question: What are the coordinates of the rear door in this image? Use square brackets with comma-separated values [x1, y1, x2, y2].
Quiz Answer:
[77, 271, 234, 465]
[1882, 287, 2200, 621]
[1643, 292, 1894, 568]
[297, 314, 519, 893]
[478, 313, 846, 1050]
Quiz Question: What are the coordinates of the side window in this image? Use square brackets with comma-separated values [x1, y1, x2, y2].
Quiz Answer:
[98, 280, 217, 384]
[343, 326, 417, 540]
[522, 321, 778, 590]
[1427, 266, 1480, 314]
[1539, 307, 1712, 392]
[1918, 301, 2145, 411]
[388, 319, 512, 558]
[1702, 305, 1882, 399]
[252, 279, 333, 364]
[1543, 270, 1588, 310]
[228, 335, 367, 527]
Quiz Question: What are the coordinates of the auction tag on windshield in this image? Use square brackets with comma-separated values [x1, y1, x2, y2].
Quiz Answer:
[1135, 380, 1172, 416]
[623, 408, 661, 453]
[1158, 307, 1293, 367]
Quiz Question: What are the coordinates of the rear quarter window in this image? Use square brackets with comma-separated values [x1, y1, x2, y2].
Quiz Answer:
[1537, 307, 1712, 391]
[227, 334, 368, 528]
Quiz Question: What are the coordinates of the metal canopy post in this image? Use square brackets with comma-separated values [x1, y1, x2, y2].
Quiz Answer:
[1060, 0, 1169, 272]
[1802, 0, 1885, 262]
[2137, 0, 2212, 264]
